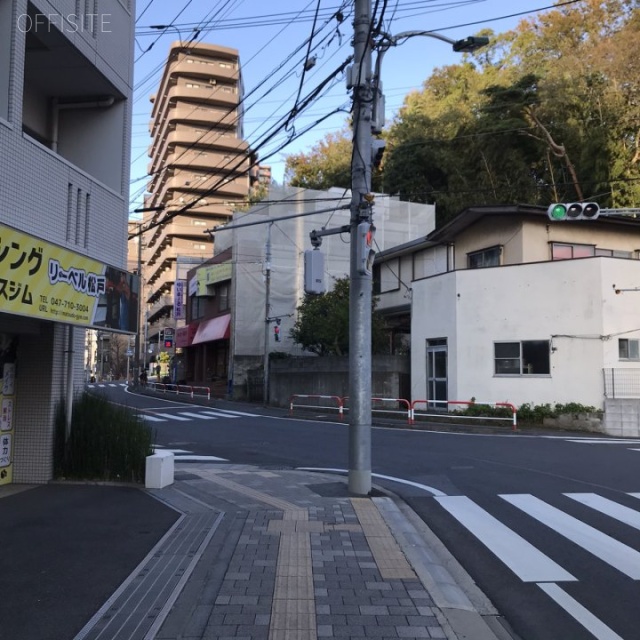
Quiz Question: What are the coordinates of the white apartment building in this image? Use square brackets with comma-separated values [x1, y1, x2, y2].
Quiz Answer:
[0, 1, 135, 484]
[208, 185, 436, 395]
[374, 205, 640, 433]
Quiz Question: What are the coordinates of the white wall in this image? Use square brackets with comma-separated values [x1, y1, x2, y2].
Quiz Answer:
[411, 257, 640, 409]
[219, 186, 436, 359]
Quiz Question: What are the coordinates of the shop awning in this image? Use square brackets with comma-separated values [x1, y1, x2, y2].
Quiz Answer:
[192, 314, 231, 345]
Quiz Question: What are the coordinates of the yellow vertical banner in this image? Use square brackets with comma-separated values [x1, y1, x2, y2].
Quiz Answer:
[0, 335, 18, 485]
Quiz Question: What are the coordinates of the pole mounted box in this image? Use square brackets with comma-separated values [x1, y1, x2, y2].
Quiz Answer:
[304, 249, 326, 294]
[356, 222, 376, 276]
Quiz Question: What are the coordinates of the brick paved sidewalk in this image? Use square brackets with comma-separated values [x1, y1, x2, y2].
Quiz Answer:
[74, 464, 507, 640]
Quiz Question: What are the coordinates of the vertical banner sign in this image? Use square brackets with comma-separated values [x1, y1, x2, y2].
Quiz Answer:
[174, 280, 185, 320]
[0, 335, 18, 486]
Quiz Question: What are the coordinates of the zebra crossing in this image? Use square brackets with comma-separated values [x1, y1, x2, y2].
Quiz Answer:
[152, 444, 227, 462]
[140, 407, 261, 423]
[435, 489, 640, 639]
[88, 382, 128, 388]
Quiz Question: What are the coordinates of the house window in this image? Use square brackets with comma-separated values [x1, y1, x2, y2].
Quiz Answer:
[619, 339, 640, 360]
[468, 246, 501, 269]
[551, 243, 595, 260]
[495, 341, 550, 375]
[218, 283, 229, 311]
[190, 295, 205, 320]
[595, 248, 634, 259]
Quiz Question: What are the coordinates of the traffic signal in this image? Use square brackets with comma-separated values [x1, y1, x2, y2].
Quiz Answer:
[356, 221, 376, 276]
[274, 320, 281, 342]
[164, 336, 173, 349]
[547, 202, 600, 221]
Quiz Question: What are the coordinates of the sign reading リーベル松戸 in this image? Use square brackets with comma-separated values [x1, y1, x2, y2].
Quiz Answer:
[0, 222, 138, 333]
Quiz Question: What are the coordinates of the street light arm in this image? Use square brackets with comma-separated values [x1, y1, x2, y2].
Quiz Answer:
[381, 30, 458, 48]
[372, 30, 489, 127]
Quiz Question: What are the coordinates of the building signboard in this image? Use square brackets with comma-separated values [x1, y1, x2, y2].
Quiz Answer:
[0, 222, 138, 333]
[195, 262, 232, 296]
[174, 280, 185, 319]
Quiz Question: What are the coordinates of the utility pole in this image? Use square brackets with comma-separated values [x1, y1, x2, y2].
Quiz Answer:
[134, 222, 143, 381]
[263, 222, 273, 405]
[349, 0, 374, 496]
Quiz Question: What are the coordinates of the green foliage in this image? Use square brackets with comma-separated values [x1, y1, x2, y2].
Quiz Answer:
[290, 277, 388, 355]
[516, 402, 601, 424]
[54, 391, 154, 483]
[286, 2, 640, 225]
[284, 128, 384, 192]
[453, 401, 601, 424]
[284, 130, 353, 190]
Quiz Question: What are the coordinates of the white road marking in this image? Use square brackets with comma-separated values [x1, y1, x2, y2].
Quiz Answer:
[295, 467, 447, 497]
[177, 412, 216, 420]
[435, 495, 575, 583]
[199, 410, 241, 419]
[173, 455, 228, 461]
[140, 415, 166, 422]
[565, 493, 640, 530]
[565, 439, 640, 444]
[212, 408, 262, 417]
[153, 413, 192, 421]
[537, 583, 624, 640]
[501, 494, 640, 579]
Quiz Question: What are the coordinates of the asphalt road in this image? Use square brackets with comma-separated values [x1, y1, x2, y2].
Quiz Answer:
[93, 383, 640, 640]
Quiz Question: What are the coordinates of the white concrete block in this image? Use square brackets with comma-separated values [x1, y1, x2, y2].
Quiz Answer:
[145, 451, 175, 489]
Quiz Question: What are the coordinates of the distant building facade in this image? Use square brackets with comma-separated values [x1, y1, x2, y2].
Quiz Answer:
[139, 42, 262, 351]
[178, 186, 435, 399]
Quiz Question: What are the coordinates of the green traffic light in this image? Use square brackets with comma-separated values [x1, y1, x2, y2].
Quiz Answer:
[550, 204, 567, 220]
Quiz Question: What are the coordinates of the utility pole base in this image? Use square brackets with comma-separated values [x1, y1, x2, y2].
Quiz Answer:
[348, 469, 372, 496]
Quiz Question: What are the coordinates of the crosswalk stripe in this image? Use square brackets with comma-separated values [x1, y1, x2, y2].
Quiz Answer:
[566, 439, 640, 444]
[434, 495, 575, 582]
[140, 415, 165, 422]
[177, 412, 216, 420]
[565, 493, 640, 530]
[172, 455, 228, 461]
[213, 409, 261, 417]
[501, 494, 640, 579]
[199, 410, 240, 419]
[537, 583, 624, 640]
[153, 413, 192, 421]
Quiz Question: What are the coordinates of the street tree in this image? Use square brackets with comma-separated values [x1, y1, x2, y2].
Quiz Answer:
[290, 277, 387, 356]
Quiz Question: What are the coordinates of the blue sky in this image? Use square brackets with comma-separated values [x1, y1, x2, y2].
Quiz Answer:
[130, 0, 560, 216]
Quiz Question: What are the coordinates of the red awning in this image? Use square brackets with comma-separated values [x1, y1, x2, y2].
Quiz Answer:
[192, 314, 231, 345]
[176, 322, 199, 348]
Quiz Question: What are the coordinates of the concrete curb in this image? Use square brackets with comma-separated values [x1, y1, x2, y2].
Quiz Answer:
[374, 496, 517, 640]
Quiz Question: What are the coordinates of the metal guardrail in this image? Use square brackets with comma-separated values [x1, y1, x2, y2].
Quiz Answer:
[289, 395, 344, 420]
[411, 399, 517, 430]
[289, 393, 517, 429]
[342, 396, 412, 424]
[147, 382, 211, 400]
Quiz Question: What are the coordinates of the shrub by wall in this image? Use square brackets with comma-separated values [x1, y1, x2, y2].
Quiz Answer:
[54, 392, 153, 483]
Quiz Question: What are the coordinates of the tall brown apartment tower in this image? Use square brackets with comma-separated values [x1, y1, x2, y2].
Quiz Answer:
[141, 42, 253, 343]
